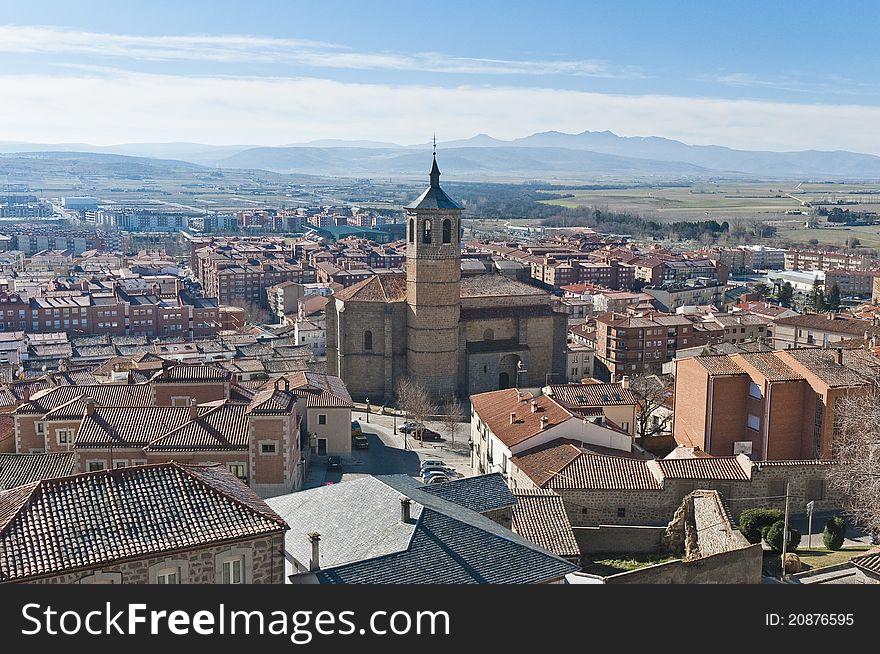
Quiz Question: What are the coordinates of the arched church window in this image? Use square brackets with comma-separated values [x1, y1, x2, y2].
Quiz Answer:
[483, 328, 494, 341]
[364, 330, 373, 351]
[408, 218, 414, 243]
[442, 219, 452, 244]
[423, 219, 432, 244]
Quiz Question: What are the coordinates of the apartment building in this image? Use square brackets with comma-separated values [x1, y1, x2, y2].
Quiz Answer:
[824, 268, 880, 297]
[771, 312, 879, 349]
[673, 347, 878, 460]
[784, 249, 875, 272]
[594, 312, 697, 380]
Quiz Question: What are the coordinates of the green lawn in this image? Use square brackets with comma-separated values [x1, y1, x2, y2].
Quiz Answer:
[581, 554, 677, 576]
[795, 546, 872, 571]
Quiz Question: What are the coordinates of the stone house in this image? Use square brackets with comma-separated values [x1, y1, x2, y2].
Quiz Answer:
[0, 463, 288, 584]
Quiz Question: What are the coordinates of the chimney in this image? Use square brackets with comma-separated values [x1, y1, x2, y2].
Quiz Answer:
[836, 348, 844, 365]
[22, 386, 30, 402]
[620, 376, 630, 389]
[85, 396, 96, 416]
[509, 412, 517, 425]
[530, 400, 539, 413]
[827, 312, 835, 320]
[307, 532, 321, 572]
[540, 415, 549, 429]
[189, 398, 199, 420]
[400, 497, 412, 523]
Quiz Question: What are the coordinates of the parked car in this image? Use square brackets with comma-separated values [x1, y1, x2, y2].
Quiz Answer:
[327, 456, 342, 470]
[421, 465, 456, 478]
[424, 474, 450, 484]
[420, 459, 446, 470]
[352, 434, 369, 449]
[400, 421, 418, 434]
[351, 420, 362, 436]
[414, 428, 442, 442]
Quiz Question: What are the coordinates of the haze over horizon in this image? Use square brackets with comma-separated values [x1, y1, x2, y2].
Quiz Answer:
[1, 1, 880, 154]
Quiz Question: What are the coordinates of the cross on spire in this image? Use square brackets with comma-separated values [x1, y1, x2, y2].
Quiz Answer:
[432, 133, 436, 157]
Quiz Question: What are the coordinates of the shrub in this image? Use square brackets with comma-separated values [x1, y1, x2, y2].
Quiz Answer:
[823, 516, 847, 551]
[765, 520, 801, 553]
[739, 508, 785, 544]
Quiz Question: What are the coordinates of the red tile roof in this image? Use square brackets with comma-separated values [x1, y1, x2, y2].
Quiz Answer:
[549, 451, 662, 490]
[334, 274, 407, 303]
[145, 403, 251, 451]
[655, 456, 751, 481]
[471, 388, 574, 448]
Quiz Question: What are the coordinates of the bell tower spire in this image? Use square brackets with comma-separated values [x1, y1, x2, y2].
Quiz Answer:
[430, 134, 440, 188]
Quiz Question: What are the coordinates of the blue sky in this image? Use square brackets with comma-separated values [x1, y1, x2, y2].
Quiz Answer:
[1, 1, 879, 151]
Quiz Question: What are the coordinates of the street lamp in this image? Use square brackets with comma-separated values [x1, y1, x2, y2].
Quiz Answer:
[365, 398, 370, 424]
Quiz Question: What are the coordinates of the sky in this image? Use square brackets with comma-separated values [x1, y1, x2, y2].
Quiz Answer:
[0, 0, 879, 152]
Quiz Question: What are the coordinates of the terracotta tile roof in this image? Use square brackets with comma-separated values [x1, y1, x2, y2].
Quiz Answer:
[734, 352, 804, 382]
[0, 453, 77, 490]
[334, 274, 407, 303]
[145, 403, 250, 451]
[247, 386, 297, 415]
[510, 440, 583, 487]
[656, 456, 751, 481]
[0, 414, 13, 447]
[512, 489, 581, 558]
[692, 355, 746, 376]
[546, 383, 637, 407]
[287, 371, 353, 408]
[471, 388, 574, 448]
[152, 363, 233, 383]
[774, 313, 878, 336]
[549, 452, 661, 490]
[851, 547, 880, 575]
[16, 384, 154, 417]
[76, 406, 203, 448]
[779, 348, 880, 388]
[0, 463, 287, 582]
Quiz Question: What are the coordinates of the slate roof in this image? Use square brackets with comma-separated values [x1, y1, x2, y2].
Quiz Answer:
[418, 473, 516, 513]
[267, 475, 577, 585]
[0, 453, 77, 490]
[0, 463, 288, 582]
[512, 489, 581, 559]
[547, 382, 637, 407]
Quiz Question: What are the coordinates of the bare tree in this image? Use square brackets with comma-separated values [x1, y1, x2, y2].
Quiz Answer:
[629, 374, 674, 439]
[395, 378, 435, 441]
[440, 397, 467, 445]
[826, 387, 880, 537]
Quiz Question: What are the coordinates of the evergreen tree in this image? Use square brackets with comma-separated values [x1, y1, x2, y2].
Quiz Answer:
[777, 281, 794, 307]
[827, 283, 841, 312]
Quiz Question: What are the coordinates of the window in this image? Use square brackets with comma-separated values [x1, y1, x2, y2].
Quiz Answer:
[113, 460, 128, 469]
[88, 461, 105, 472]
[806, 479, 825, 501]
[408, 218, 414, 243]
[621, 422, 629, 432]
[747, 414, 760, 431]
[222, 558, 243, 584]
[36, 422, 45, 434]
[748, 381, 762, 399]
[318, 414, 327, 425]
[442, 218, 452, 244]
[171, 396, 191, 407]
[260, 441, 277, 455]
[617, 507, 626, 518]
[56, 429, 74, 445]
[156, 568, 180, 584]
[228, 463, 246, 479]
[422, 219, 432, 244]
[363, 330, 373, 351]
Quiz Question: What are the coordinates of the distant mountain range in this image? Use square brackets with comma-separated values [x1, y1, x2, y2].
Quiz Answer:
[3, 130, 880, 180]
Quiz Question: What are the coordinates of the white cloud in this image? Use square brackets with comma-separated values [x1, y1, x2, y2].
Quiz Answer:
[0, 70, 879, 154]
[0, 25, 634, 77]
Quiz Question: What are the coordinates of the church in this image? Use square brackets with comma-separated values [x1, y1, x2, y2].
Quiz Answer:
[326, 154, 568, 401]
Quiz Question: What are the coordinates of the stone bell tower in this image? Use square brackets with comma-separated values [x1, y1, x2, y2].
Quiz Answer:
[404, 146, 463, 397]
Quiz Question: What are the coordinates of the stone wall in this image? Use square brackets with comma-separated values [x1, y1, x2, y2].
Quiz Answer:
[573, 525, 665, 555]
[26, 533, 285, 584]
[602, 543, 763, 584]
